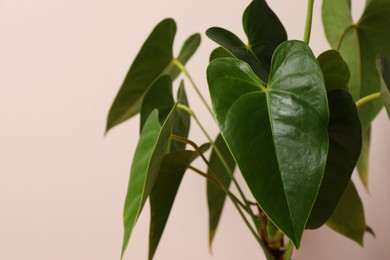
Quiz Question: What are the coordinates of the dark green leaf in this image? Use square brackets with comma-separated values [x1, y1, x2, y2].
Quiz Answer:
[171, 81, 190, 152]
[323, 0, 390, 186]
[207, 134, 236, 248]
[209, 47, 233, 62]
[206, 27, 269, 83]
[327, 181, 366, 245]
[366, 225, 376, 237]
[121, 107, 176, 258]
[357, 129, 371, 188]
[377, 55, 390, 119]
[307, 90, 362, 229]
[106, 18, 200, 132]
[207, 40, 329, 247]
[317, 50, 350, 92]
[243, 0, 287, 72]
[140, 76, 174, 132]
[148, 144, 210, 260]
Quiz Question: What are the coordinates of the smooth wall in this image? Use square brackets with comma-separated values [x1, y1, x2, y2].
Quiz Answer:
[0, 0, 389, 259]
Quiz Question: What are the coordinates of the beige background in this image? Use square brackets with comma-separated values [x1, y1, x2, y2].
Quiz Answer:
[1, 0, 389, 259]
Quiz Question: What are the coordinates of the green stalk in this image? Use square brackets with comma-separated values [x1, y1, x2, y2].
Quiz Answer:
[172, 59, 214, 116]
[177, 104, 263, 236]
[304, 0, 315, 45]
[356, 92, 381, 108]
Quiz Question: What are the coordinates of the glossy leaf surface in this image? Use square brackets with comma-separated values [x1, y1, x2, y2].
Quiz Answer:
[207, 40, 329, 247]
[121, 107, 176, 257]
[377, 55, 390, 118]
[323, 0, 390, 186]
[106, 18, 200, 132]
[307, 90, 362, 229]
[243, 0, 287, 72]
[207, 134, 236, 248]
[327, 181, 366, 245]
[149, 144, 210, 260]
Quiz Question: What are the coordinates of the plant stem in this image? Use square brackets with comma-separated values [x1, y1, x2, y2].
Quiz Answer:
[355, 92, 381, 108]
[304, 0, 315, 45]
[172, 59, 214, 117]
[177, 104, 263, 237]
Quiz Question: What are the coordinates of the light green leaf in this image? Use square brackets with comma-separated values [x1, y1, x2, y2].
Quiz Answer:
[377, 55, 390, 119]
[307, 90, 362, 229]
[323, 0, 390, 186]
[106, 18, 200, 132]
[207, 134, 236, 249]
[209, 47, 233, 62]
[327, 181, 366, 245]
[243, 0, 287, 72]
[121, 107, 176, 258]
[207, 40, 329, 247]
[148, 144, 210, 260]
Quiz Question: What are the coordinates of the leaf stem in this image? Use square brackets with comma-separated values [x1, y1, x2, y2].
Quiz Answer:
[304, 0, 315, 45]
[172, 59, 214, 117]
[177, 104, 263, 236]
[355, 92, 381, 108]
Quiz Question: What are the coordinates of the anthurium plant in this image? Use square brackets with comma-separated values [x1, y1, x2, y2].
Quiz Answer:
[106, 0, 390, 259]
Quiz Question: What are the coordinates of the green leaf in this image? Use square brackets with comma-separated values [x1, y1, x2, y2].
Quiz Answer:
[207, 134, 236, 249]
[206, 27, 269, 83]
[209, 47, 233, 62]
[171, 81, 190, 152]
[207, 40, 329, 247]
[366, 225, 376, 237]
[206, 0, 287, 83]
[140, 76, 175, 132]
[357, 129, 371, 187]
[322, 0, 390, 186]
[148, 144, 210, 260]
[327, 181, 366, 245]
[317, 50, 350, 92]
[306, 90, 362, 229]
[106, 18, 200, 132]
[121, 107, 176, 258]
[377, 55, 390, 119]
[243, 0, 287, 72]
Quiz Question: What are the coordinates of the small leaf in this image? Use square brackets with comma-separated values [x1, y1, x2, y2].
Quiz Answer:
[209, 47, 233, 62]
[207, 40, 329, 247]
[121, 107, 177, 258]
[106, 18, 200, 132]
[206, 27, 269, 83]
[317, 50, 350, 92]
[377, 55, 390, 119]
[327, 181, 366, 245]
[171, 81, 190, 152]
[306, 90, 362, 229]
[207, 134, 236, 249]
[149, 144, 210, 260]
[243, 0, 287, 72]
[366, 225, 376, 238]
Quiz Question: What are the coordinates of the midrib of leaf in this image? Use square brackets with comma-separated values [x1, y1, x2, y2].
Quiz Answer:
[264, 89, 297, 243]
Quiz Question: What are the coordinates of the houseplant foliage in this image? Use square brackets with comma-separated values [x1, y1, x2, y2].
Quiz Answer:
[106, 0, 390, 259]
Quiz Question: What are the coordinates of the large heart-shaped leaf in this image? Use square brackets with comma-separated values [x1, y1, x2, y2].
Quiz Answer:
[207, 40, 329, 247]
[121, 107, 176, 258]
[377, 55, 390, 118]
[206, 0, 287, 83]
[207, 134, 236, 248]
[148, 144, 210, 260]
[327, 181, 366, 245]
[140, 76, 190, 151]
[317, 50, 350, 92]
[106, 18, 200, 132]
[306, 90, 362, 229]
[322, 0, 390, 186]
